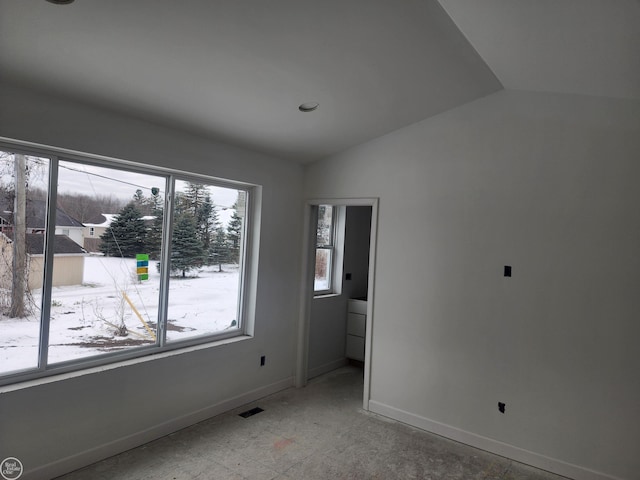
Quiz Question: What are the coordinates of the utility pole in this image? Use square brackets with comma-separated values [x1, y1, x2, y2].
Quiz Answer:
[10, 154, 26, 317]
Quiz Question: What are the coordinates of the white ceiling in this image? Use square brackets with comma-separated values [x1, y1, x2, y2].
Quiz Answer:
[1, 1, 638, 163]
[438, 0, 640, 100]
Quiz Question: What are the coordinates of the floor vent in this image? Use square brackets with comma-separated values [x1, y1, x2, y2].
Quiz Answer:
[239, 407, 264, 418]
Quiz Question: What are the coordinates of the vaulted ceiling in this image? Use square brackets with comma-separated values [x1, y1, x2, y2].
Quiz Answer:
[1, 1, 638, 163]
[438, 0, 640, 100]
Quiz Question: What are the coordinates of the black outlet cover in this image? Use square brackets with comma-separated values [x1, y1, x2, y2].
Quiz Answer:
[498, 402, 506, 413]
[504, 266, 512, 277]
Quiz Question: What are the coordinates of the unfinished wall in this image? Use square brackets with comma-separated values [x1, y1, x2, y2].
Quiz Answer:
[0, 81, 304, 479]
[304, 90, 640, 480]
[343, 206, 371, 300]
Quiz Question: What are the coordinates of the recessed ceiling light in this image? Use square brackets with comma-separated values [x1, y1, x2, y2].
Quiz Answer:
[46, 0, 75, 4]
[299, 102, 319, 112]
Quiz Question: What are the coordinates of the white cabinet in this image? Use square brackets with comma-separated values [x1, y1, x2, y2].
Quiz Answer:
[346, 299, 366, 361]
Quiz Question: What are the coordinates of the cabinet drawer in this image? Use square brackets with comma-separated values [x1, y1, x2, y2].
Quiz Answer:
[346, 334, 365, 361]
[348, 299, 367, 315]
[347, 313, 366, 337]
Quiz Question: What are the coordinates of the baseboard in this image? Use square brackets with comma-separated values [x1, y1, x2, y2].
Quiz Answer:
[307, 358, 348, 380]
[28, 377, 294, 480]
[368, 400, 625, 480]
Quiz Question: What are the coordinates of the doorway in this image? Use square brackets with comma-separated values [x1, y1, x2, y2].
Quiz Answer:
[296, 198, 378, 410]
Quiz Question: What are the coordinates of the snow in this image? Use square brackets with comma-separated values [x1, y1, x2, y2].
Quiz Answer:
[1, 256, 240, 375]
[82, 213, 118, 228]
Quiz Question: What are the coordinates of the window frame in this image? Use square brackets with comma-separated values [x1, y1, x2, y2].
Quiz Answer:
[313, 204, 345, 297]
[314, 205, 335, 295]
[0, 138, 258, 386]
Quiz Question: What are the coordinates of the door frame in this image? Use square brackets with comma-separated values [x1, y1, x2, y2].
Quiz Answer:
[295, 197, 378, 411]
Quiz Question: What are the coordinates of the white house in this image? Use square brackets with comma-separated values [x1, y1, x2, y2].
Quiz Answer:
[82, 213, 117, 252]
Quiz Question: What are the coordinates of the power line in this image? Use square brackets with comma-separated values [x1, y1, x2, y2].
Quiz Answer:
[58, 164, 161, 194]
[58, 163, 237, 210]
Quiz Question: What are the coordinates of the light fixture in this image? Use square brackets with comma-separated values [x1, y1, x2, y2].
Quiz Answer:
[299, 102, 319, 112]
[46, 0, 75, 4]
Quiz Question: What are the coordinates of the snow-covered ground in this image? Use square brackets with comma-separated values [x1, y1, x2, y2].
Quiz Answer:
[1, 256, 240, 375]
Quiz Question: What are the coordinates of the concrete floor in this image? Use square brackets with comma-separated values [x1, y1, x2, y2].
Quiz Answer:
[56, 366, 568, 479]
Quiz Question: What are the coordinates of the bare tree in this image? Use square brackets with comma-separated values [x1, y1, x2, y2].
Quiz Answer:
[9, 154, 26, 317]
[57, 192, 126, 222]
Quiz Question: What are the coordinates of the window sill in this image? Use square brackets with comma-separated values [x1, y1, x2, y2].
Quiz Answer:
[313, 292, 341, 300]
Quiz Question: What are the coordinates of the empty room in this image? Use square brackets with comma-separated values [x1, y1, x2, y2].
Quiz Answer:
[1, 1, 639, 479]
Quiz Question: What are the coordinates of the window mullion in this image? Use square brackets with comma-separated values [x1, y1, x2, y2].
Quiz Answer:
[38, 156, 59, 370]
[156, 176, 175, 347]
[328, 248, 334, 291]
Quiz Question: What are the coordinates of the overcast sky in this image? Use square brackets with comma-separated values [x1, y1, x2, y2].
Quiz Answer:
[2, 155, 240, 225]
[58, 162, 240, 225]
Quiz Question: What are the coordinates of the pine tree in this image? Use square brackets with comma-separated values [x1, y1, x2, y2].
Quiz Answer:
[196, 195, 216, 255]
[226, 202, 243, 264]
[183, 182, 207, 210]
[133, 189, 145, 206]
[146, 189, 164, 260]
[100, 203, 146, 258]
[180, 183, 220, 263]
[185, 183, 220, 258]
[132, 188, 158, 217]
[170, 214, 205, 277]
[210, 226, 229, 272]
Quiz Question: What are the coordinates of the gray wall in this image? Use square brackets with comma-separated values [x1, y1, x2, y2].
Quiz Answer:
[0, 82, 304, 479]
[343, 206, 371, 300]
[305, 90, 640, 480]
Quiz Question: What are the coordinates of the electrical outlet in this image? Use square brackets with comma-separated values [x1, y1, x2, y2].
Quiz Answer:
[504, 266, 512, 277]
[498, 402, 506, 414]
[260, 355, 265, 366]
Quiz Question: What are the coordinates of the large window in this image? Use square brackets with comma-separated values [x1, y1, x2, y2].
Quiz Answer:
[0, 142, 253, 384]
